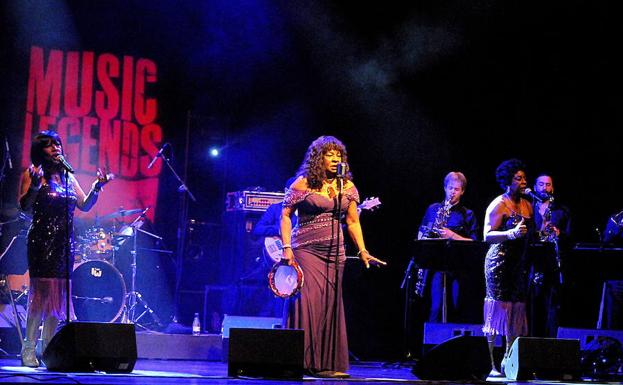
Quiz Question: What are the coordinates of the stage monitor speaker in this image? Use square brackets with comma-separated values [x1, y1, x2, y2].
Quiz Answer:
[412, 335, 490, 381]
[505, 337, 580, 380]
[557, 327, 623, 350]
[42, 322, 137, 373]
[228, 328, 304, 379]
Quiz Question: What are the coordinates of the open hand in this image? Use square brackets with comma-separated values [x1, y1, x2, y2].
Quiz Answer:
[93, 168, 115, 191]
[359, 250, 387, 269]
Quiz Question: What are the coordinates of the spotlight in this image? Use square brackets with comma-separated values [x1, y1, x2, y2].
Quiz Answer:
[209, 147, 220, 158]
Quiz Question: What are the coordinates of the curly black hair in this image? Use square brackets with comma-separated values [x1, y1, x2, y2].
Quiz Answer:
[296, 136, 352, 190]
[495, 158, 526, 190]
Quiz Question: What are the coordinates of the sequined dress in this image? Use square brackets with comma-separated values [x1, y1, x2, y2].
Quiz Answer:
[27, 181, 77, 278]
[283, 185, 359, 373]
[26, 179, 77, 319]
[483, 200, 532, 336]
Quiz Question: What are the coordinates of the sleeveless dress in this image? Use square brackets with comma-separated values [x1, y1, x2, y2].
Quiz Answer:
[27, 179, 77, 318]
[283, 185, 359, 373]
[483, 197, 532, 337]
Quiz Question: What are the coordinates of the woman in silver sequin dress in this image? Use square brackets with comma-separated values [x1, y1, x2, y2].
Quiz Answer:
[280, 136, 386, 378]
[18, 131, 110, 367]
[482, 159, 533, 376]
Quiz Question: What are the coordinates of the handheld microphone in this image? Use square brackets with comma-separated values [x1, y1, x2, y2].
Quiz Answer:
[336, 162, 348, 178]
[56, 155, 75, 173]
[523, 188, 546, 202]
[147, 143, 170, 169]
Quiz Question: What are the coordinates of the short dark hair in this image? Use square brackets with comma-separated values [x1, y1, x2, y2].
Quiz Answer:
[31, 130, 63, 166]
[495, 158, 526, 190]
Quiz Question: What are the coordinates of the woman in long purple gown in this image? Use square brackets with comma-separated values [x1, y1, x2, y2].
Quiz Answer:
[280, 136, 386, 378]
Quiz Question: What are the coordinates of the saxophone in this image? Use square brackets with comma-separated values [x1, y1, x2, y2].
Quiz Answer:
[539, 195, 557, 243]
[425, 199, 453, 239]
[415, 199, 453, 297]
[536, 195, 563, 284]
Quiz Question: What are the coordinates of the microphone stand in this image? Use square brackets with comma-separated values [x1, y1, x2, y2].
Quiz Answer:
[331, 174, 344, 369]
[158, 149, 196, 325]
[63, 168, 71, 328]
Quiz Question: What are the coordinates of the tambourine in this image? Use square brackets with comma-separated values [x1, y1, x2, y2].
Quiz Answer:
[268, 260, 304, 298]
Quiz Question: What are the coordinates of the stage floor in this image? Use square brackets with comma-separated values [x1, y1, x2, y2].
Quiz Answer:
[0, 358, 611, 385]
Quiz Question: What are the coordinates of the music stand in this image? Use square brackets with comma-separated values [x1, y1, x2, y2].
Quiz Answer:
[411, 240, 488, 323]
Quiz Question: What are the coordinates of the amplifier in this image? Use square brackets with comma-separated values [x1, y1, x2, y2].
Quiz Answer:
[225, 191, 285, 212]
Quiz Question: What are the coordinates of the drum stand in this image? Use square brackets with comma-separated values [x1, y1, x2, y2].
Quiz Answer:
[120, 216, 163, 330]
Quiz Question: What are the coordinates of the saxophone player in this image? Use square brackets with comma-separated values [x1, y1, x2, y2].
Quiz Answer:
[530, 174, 571, 338]
[533, 174, 571, 243]
[417, 171, 479, 322]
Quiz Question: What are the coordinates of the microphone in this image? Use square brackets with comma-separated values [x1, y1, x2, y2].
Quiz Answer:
[56, 154, 75, 173]
[147, 143, 169, 169]
[336, 162, 348, 178]
[523, 188, 545, 202]
[4, 138, 12, 169]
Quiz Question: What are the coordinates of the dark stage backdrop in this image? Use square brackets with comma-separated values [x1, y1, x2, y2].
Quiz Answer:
[1, 0, 621, 360]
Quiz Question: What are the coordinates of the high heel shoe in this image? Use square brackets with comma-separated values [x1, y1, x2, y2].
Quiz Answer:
[21, 340, 40, 368]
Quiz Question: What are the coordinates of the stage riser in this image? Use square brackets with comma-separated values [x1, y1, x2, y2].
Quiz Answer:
[136, 333, 222, 361]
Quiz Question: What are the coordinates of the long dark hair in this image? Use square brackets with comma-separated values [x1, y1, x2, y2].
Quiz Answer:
[296, 136, 352, 190]
[31, 130, 65, 180]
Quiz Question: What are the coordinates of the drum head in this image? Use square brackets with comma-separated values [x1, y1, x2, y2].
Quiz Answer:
[72, 261, 126, 322]
[268, 261, 304, 298]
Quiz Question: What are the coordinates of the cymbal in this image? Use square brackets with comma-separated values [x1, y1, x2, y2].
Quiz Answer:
[100, 208, 144, 220]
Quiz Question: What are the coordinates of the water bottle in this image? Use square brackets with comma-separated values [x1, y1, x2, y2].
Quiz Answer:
[192, 313, 201, 336]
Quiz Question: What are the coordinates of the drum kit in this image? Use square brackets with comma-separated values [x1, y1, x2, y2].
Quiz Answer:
[71, 207, 162, 329]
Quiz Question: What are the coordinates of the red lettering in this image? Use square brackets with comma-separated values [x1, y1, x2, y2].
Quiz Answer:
[140, 124, 163, 176]
[64, 51, 94, 117]
[134, 59, 157, 125]
[38, 116, 57, 131]
[95, 54, 120, 120]
[80, 116, 98, 173]
[120, 121, 139, 177]
[99, 119, 122, 175]
[26, 46, 63, 117]
[121, 56, 134, 121]
[56, 117, 81, 164]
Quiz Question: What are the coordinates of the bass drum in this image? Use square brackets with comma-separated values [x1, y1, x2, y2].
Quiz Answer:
[72, 260, 126, 322]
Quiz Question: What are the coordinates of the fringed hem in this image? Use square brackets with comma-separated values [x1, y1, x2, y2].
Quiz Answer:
[28, 278, 76, 320]
[482, 298, 527, 337]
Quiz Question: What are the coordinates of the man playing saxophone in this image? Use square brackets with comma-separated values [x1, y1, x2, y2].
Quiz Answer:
[417, 171, 479, 322]
[530, 173, 571, 337]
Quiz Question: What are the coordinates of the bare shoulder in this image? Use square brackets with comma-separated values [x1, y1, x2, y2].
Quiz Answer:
[344, 180, 356, 190]
[485, 195, 506, 215]
[290, 176, 308, 191]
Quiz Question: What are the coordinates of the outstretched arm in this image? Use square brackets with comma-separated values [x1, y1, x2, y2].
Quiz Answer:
[346, 200, 386, 268]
